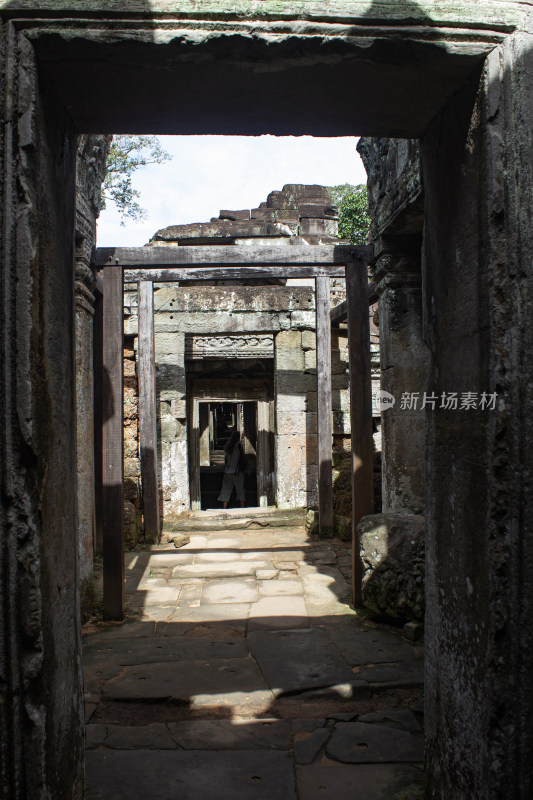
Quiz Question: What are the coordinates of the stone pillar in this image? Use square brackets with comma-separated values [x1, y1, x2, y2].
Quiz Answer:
[274, 330, 311, 508]
[154, 327, 189, 516]
[374, 237, 429, 514]
[75, 241, 97, 614]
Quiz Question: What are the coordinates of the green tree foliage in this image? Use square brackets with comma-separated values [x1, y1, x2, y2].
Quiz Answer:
[102, 135, 172, 224]
[328, 183, 370, 245]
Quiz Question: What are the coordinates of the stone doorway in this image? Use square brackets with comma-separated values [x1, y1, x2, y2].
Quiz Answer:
[197, 401, 258, 510]
[188, 378, 274, 512]
[2, 4, 532, 799]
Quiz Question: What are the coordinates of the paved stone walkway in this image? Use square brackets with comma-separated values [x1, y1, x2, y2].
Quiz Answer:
[84, 527, 424, 799]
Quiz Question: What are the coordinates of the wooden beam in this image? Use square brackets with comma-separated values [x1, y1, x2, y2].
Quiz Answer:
[96, 244, 372, 268]
[315, 276, 334, 535]
[330, 281, 378, 324]
[345, 257, 374, 607]
[138, 280, 160, 544]
[102, 265, 124, 621]
[330, 299, 348, 325]
[123, 266, 345, 282]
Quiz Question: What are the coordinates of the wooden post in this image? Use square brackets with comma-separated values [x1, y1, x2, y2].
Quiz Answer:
[315, 276, 334, 535]
[138, 280, 160, 543]
[345, 256, 374, 606]
[257, 400, 271, 507]
[189, 399, 201, 510]
[199, 403, 210, 466]
[102, 264, 124, 620]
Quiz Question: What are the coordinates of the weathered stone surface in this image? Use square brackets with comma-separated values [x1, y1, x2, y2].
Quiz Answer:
[83, 636, 248, 666]
[296, 764, 424, 800]
[168, 719, 290, 750]
[154, 286, 313, 313]
[247, 628, 353, 693]
[358, 709, 421, 734]
[219, 209, 250, 221]
[357, 660, 423, 688]
[358, 513, 425, 622]
[326, 623, 418, 665]
[102, 723, 177, 750]
[326, 722, 423, 763]
[103, 657, 270, 703]
[258, 579, 302, 596]
[293, 727, 330, 764]
[201, 579, 259, 605]
[248, 596, 309, 631]
[86, 751, 297, 800]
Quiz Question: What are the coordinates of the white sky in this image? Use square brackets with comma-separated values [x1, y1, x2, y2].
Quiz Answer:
[96, 135, 367, 247]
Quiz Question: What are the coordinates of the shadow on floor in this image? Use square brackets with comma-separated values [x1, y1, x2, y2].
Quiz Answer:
[84, 528, 424, 800]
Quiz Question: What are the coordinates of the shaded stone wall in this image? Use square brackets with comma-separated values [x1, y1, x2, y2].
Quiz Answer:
[75, 134, 110, 609]
[421, 32, 533, 798]
[0, 28, 84, 798]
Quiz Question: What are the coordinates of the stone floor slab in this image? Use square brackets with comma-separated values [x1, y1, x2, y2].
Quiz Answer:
[84, 636, 248, 666]
[173, 563, 265, 579]
[248, 628, 353, 694]
[86, 750, 297, 800]
[169, 602, 251, 626]
[82, 621, 156, 641]
[356, 660, 423, 687]
[295, 764, 424, 800]
[142, 586, 181, 606]
[201, 578, 258, 605]
[326, 721, 423, 763]
[293, 726, 330, 764]
[103, 657, 269, 703]
[99, 723, 177, 750]
[168, 719, 290, 750]
[358, 709, 421, 733]
[327, 624, 419, 665]
[258, 579, 302, 596]
[154, 620, 246, 640]
[196, 551, 240, 563]
[208, 535, 244, 548]
[138, 606, 175, 622]
[299, 565, 351, 598]
[248, 596, 309, 631]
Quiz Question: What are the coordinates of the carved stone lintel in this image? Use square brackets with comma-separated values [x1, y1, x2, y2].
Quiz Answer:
[186, 334, 274, 360]
[374, 251, 422, 296]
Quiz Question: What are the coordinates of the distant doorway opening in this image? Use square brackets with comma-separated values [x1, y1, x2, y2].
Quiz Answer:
[198, 401, 258, 509]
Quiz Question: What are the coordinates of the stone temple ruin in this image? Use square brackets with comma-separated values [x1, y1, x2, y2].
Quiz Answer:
[118, 184, 380, 543]
[1, 3, 533, 799]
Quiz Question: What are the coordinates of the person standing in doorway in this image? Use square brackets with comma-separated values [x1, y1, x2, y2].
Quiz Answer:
[218, 430, 247, 508]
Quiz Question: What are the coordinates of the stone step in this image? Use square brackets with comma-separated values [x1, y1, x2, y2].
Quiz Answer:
[164, 507, 306, 532]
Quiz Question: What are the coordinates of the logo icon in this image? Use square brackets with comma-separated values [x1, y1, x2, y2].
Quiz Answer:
[375, 390, 396, 412]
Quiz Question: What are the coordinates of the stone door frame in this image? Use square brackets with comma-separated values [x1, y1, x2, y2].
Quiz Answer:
[189, 392, 272, 511]
[2, 5, 531, 797]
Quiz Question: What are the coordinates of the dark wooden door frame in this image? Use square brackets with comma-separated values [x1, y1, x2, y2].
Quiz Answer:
[96, 244, 373, 618]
